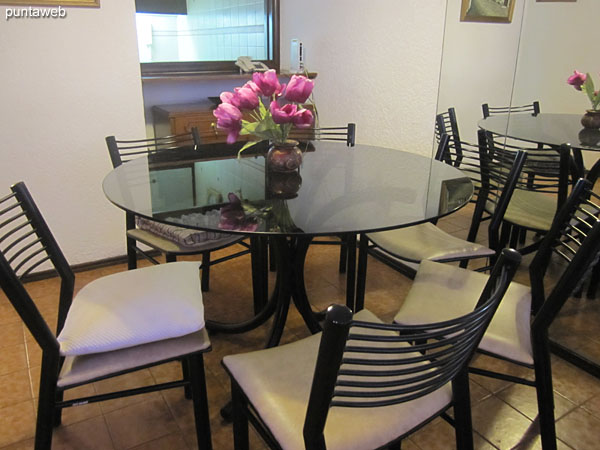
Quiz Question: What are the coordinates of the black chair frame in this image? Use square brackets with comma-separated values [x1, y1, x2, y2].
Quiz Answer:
[469, 131, 571, 256]
[0, 182, 213, 450]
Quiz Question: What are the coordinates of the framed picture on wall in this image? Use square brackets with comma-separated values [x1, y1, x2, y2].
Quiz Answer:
[460, 0, 516, 23]
[536, 0, 576, 2]
[0, 0, 99, 6]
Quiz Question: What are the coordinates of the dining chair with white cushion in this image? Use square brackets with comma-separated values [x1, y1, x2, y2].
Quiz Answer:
[222, 248, 521, 450]
[0, 182, 213, 450]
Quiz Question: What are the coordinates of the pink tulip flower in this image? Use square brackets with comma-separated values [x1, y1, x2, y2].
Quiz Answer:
[284, 75, 314, 103]
[234, 86, 259, 110]
[220, 91, 239, 107]
[213, 103, 243, 144]
[252, 69, 281, 97]
[567, 70, 587, 91]
[292, 109, 314, 128]
[270, 101, 298, 124]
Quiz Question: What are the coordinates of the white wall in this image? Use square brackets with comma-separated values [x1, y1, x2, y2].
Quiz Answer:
[280, 0, 447, 156]
[437, 0, 526, 143]
[0, 1, 146, 265]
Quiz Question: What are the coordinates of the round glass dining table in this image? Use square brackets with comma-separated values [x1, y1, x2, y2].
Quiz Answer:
[103, 141, 473, 347]
[479, 113, 600, 177]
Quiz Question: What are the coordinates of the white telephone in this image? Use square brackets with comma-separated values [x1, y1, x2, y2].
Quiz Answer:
[235, 56, 269, 73]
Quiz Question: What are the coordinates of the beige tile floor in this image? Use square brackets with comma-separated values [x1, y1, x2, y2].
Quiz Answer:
[1, 204, 600, 449]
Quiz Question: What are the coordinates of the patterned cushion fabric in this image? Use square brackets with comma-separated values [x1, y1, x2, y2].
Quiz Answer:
[57, 262, 204, 356]
[136, 214, 229, 247]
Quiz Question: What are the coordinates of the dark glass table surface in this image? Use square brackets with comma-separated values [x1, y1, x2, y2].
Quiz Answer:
[102, 142, 473, 237]
[479, 113, 600, 150]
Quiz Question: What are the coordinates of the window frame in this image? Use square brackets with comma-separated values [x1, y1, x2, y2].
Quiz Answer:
[139, 0, 280, 77]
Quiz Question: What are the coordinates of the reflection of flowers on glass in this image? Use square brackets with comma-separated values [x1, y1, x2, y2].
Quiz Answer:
[219, 193, 261, 231]
[567, 70, 600, 110]
[218, 193, 299, 233]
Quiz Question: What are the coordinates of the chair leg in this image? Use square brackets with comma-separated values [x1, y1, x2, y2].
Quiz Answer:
[201, 251, 210, 292]
[182, 359, 192, 400]
[250, 236, 268, 314]
[166, 253, 176, 263]
[533, 339, 558, 450]
[339, 235, 348, 274]
[231, 380, 250, 450]
[452, 368, 474, 450]
[35, 356, 59, 450]
[53, 390, 64, 427]
[188, 354, 213, 450]
[126, 239, 137, 270]
[586, 259, 600, 298]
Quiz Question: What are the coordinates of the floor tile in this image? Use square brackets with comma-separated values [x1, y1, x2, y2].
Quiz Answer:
[104, 397, 178, 450]
[0, 400, 36, 448]
[471, 396, 537, 449]
[52, 416, 115, 450]
[0, 369, 32, 409]
[0, 344, 28, 377]
[556, 407, 600, 450]
[410, 416, 496, 450]
[496, 384, 577, 421]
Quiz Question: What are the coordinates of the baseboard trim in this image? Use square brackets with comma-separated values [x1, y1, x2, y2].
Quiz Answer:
[22, 251, 162, 283]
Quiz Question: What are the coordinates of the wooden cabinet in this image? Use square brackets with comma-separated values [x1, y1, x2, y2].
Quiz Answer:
[152, 102, 237, 144]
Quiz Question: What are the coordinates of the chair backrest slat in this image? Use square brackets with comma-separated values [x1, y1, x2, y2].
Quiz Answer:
[106, 129, 200, 168]
[529, 178, 600, 324]
[291, 123, 356, 147]
[0, 182, 72, 352]
[482, 101, 540, 118]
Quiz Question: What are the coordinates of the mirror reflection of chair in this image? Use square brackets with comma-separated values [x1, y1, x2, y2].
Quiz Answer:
[223, 248, 521, 450]
[0, 182, 213, 450]
[105, 130, 252, 293]
[468, 133, 571, 256]
[358, 133, 494, 281]
[435, 107, 463, 168]
[482, 100, 540, 119]
[291, 123, 356, 147]
[394, 178, 600, 450]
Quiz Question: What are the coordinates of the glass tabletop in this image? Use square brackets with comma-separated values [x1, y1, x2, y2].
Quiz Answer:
[102, 142, 473, 236]
[479, 113, 600, 150]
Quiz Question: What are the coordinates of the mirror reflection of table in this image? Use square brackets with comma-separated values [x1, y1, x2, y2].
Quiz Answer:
[480, 113, 600, 379]
[103, 142, 473, 347]
[479, 113, 600, 177]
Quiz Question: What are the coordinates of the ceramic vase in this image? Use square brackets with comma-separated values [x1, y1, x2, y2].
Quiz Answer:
[581, 110, 600, 129]
[266, 140, 303, 173]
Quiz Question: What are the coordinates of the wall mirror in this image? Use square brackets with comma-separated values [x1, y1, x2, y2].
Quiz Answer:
[436, 0, 600, 378]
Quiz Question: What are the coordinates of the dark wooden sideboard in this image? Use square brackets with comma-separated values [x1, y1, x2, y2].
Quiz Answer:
[153, 101, 237, 143]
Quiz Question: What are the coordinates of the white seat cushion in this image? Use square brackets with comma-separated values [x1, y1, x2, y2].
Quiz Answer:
[57, 262, 205, 356]
[367, 222, 494, 263]
[223, 309, 452, 450]
[487, 190, 557, 232]
[58, 328, 211, 388]
[394, 260, 533, 365]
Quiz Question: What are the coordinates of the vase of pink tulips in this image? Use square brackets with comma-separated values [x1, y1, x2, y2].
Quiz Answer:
[567, 70, 600, 128]
[213, 69, 315, 171]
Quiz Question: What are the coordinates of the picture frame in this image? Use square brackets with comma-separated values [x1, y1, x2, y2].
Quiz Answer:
[460, 0, 516, 23]
[0, 0, 99, 6]
[536, 1, 575, 2]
